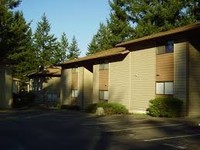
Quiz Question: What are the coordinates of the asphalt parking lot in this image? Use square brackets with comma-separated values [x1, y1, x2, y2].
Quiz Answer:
[0, 109, 199, 150]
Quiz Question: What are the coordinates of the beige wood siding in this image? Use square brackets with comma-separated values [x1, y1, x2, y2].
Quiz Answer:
[0, 66, 12, 108]
[130, 48, 156, 113]
[109, 54, 131, 109]
[72, 72, 78, 89]
[76, 67, 83, 107]
[156, 53, 174, 81]
[60, 68, 72, 105]
[99, 70, 108, 90]
[43, 77, 61, 102]
[93, 65, 99, 103]
[174, 42, 188, 115]
[83, 67, 93, 108]
[188, 43, 200, 116]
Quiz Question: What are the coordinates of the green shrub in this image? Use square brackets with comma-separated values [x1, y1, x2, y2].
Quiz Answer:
[12, 92, 35, 108]
[146, 97, 183, 117]
[85, 103, 128, 115]
[60, 105, 80, 111]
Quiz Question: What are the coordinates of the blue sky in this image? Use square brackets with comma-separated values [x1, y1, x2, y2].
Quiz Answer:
[16, 0, 110, 56]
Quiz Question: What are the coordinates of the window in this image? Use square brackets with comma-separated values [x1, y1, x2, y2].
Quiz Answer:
[99, 63, 109, 70]
[72, 67, 78, 73]
[165, 40, 174, 53]
[72, 89, 78, 98]
[99, 90, 109, 100]
[156, 82, 174, 95]
[157, 40, 174, 54]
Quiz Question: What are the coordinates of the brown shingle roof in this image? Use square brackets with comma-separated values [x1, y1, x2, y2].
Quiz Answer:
[27, 66, 61, 77]
[59, 47, 127, 66]
[116, 22, 200, 47]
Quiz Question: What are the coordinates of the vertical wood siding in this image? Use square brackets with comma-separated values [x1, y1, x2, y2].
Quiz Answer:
[188, 43, 200, 116]
[72, 72, 78, 89]
[60, 68, 72, 105]
[174, 42, 188, 115]
[99, 70, 108, 90]
[93, 65, 99, 103]
[109, 54, 131, 109]
[83, 68, 93, 108]
[130, 48, 156, 113]
[156, 53, 174, 81]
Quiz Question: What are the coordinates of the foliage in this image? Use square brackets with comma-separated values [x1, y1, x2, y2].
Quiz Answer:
[57, 32, 69, 63]
[60, 105, 80, 111]
[85, 102, 128, 115]
[87, 0, 200, 55]
[146, 97, 183, 117]
[67, 36, 80, 60]
[33, 13, 60, 66]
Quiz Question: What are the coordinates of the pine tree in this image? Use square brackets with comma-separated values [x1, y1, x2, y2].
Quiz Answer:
[56, 32, 68, 63]
[33, 13, 59, 66]
[123, 0, 198, 38]
[87, 23, 112, 55]
[8, 11, 36, 79]
[87, 0, 133, 55]
[0, 0, 36, 79]
[67, 36, 80, 60]
[107, 0, 134, 44]
[0, 0, 22, 60]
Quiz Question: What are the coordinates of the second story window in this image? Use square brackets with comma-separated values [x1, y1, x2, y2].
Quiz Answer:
[72, 67, 78, 73]
[99, 63, 109, 70]
[157, 40, 174, 55]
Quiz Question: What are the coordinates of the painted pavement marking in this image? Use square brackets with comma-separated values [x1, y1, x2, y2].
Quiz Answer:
[144, 133, 200, 142]
[163, 143, 187, 149]
[105, 123, 183, 132]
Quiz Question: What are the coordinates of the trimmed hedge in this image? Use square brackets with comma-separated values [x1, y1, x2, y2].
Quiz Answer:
[85, 103, 128, 115]
[146, 97, 183, 117]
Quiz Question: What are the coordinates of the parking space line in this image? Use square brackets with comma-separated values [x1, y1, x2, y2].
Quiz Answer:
[163, 143, 187, 149]
[144, 133, 200, 142]
[106, 123, 183, 132]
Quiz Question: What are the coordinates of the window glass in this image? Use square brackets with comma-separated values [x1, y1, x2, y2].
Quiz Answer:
[156, 82, 164, 94]
[157, 46, 165, 55]
[99, 63, 109, 70]
[165, 40, 174, 53]
[165, 82, 174, 94]
[72, 89, 78, 97]
[99, 90, 109, 100]
[72, 67, 78, 73]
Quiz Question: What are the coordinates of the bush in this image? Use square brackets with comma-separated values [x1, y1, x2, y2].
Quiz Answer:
[12, 92, 35, 108]
[85, 103, 128, 115]
[146, 97, 183, 117]
[60, 105, 80, 111]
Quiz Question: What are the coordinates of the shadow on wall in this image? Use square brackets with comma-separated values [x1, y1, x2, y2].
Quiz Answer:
[188, 38, 200, 116]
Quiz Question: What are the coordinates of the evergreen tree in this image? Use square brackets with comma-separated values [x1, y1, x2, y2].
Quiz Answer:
[67, 36, 80, 60]
[0, 0, 36, 79]
[33, 13, 59, 66]
[123, 0, 198, 38]
[8, 11, 36, 79]
[56, 32, 68, 63]
[0, 0, 22, 60]
[87, 0, 133, 55]
[107, 0, 134, 44]
[87, 23, 112, 55]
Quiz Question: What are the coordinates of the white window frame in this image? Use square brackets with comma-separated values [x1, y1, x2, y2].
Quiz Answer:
[99, 63, 109, 70]
[99, 90, 109, 100]
[156, 82, 174, 95]
[157, 40, 174, 55]
[72, 89, 78, 98]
